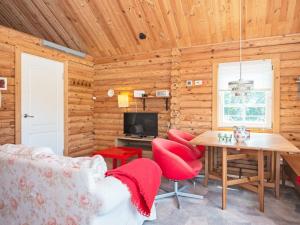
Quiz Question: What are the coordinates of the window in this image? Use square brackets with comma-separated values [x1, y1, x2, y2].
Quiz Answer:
[217, 60, 273, 129]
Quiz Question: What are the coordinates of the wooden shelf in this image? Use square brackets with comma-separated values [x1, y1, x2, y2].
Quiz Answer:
[134, 96, 170, 111]
[115, 136, 154, 152]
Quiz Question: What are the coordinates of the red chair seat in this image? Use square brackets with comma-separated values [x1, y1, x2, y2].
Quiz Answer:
[152, 138, 205, 208]
[187, 160, 203, 174]
[168, 129, 205, 159]
[152, 138, 203, 181]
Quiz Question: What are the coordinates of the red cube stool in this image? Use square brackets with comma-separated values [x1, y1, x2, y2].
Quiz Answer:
[92, 146, 143, 169]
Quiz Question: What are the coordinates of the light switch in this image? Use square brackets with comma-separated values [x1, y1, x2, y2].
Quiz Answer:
[195, 80, 203, 86]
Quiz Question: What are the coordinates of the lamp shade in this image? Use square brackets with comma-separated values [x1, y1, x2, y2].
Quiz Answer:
[118, 94, 129, 108]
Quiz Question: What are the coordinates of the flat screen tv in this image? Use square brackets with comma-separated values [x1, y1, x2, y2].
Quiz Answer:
[124, 112, 158, 137]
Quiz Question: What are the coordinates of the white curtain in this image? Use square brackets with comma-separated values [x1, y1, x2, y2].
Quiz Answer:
[218, 59, 273, 90]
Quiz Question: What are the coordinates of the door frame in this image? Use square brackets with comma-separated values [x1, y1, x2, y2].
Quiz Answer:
[15, 46, 69, 156]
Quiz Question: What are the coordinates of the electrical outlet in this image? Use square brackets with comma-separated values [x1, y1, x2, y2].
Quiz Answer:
[195, 80, 203, 86]
[186, 80, 193, 87]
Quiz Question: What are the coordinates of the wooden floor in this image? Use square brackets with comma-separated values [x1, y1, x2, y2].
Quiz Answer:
[146, 179, 300, 225]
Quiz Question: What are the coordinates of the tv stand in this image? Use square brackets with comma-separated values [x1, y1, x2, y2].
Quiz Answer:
[115, 136, 154, 152]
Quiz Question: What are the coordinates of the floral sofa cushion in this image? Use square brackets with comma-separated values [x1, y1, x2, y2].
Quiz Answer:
[0, 144, 108, 225]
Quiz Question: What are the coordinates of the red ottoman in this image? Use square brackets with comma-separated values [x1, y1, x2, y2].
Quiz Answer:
[92, 146, 143, 169]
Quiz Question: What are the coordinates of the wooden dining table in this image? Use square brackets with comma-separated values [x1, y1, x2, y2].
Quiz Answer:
[190, 131, 300, 212]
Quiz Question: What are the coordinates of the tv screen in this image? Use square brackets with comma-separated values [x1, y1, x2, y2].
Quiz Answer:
[124, 112, 158, 137]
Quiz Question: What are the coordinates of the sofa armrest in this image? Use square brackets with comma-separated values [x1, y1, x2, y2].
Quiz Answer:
[91, 176, 131, 215]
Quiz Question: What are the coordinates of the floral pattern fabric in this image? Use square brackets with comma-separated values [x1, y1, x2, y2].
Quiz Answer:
[0, 144, 109, 225]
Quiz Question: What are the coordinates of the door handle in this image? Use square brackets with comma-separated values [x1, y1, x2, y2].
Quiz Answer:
[24, 114, 34, 118]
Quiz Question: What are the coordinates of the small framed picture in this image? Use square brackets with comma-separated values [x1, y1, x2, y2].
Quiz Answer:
[0, 77, 7, 91]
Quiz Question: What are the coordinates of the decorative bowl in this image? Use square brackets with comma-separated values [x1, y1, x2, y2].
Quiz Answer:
[233, 126, 250, 143]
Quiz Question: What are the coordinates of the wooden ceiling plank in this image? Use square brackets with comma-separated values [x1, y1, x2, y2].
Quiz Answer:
[190, 0, 220, 45]
[0, 7, 14, 28]
[32, 0, 83, 50]
[45, 0, 89, 52]
[139, 0, 172, 50]
[0, 2, 20, 30]
[159, 0, 184, 47]
[20, 0, 67, 46]
[254, 0, 267, 39]
[169, 0, 192, 47]
[212, 0, 224, 43]
[245, 0, 255, 39]
[102, 0, 140, 53]
[219, 0, 228, 42]
[279, 0, 288, 22]
[68, 0, 117, 56]
[266, 0, 274, 25]
[131, 0, 162, 50]
[93, 0, 131, 55]
[271, 0, 282, 36]
[284, 0, 297, 34]
[102, 0, 140, 54]
[139, 1, 161, 44]
[151, 0, 176, 47]
[0, 0, 299, 57]
[224, 0, 234, 42]
[118, 0, 153, 52]
[0, 0, 43, 38]
[9, 0, 59, 42]
[231, 0, 240, 41]
[203, 0, 215, 44]
[87, 0, 123, 55]
[114, 0, 143, 52]
[59, 0, 105, 56]
[291, 0, 300, 34]
[181, 0, 203, 45]
[156, 0, 177, 47]
[31, 0, 79, 50]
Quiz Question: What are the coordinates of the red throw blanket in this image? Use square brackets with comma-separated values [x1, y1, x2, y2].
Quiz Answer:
[105, 158, 162, 217]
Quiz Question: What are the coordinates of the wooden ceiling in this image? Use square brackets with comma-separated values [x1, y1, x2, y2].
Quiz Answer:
[0, 0, 299, 58]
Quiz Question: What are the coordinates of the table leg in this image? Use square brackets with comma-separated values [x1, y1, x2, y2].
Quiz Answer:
[222, 147, 227, 210]
[270, 151, 275, 182]
[282, 160, 286, 187]
[113, 159, 118, 169]
[275, 152, 281, 198]
[213, 147, 218, 171]
[204, 146, 209, 186]
[209, 147, 214, 173]
[258, 150, 264, 212]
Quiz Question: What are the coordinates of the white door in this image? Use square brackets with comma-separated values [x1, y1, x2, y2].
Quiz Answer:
[21, 53, 64, 155]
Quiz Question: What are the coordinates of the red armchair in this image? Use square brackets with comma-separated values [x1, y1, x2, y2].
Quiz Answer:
[168, 129, 205, 159]
[152, 138, 204, 208]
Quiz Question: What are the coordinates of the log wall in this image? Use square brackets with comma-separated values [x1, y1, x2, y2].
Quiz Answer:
[0, 26, 94, 156]
[177, 34, 300, 148]
[94, 50, 172, 149]
[0, 42, 15, 144]
[68, 62, 95, 156]
[95, 34, 300, 151]
[1, 24, 299, 159]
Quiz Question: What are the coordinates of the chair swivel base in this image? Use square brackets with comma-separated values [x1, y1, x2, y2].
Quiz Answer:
[155, 181, 203, 209]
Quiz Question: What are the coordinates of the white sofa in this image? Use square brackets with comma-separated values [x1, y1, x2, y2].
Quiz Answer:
[0, 144, 156, 225]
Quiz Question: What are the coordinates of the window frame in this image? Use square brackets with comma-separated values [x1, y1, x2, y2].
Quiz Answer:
[218, 90, 273, 129]
[212, 56, 280, 133]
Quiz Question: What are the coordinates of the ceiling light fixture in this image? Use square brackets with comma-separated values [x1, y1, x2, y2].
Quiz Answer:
[228, 0, 254, 97]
